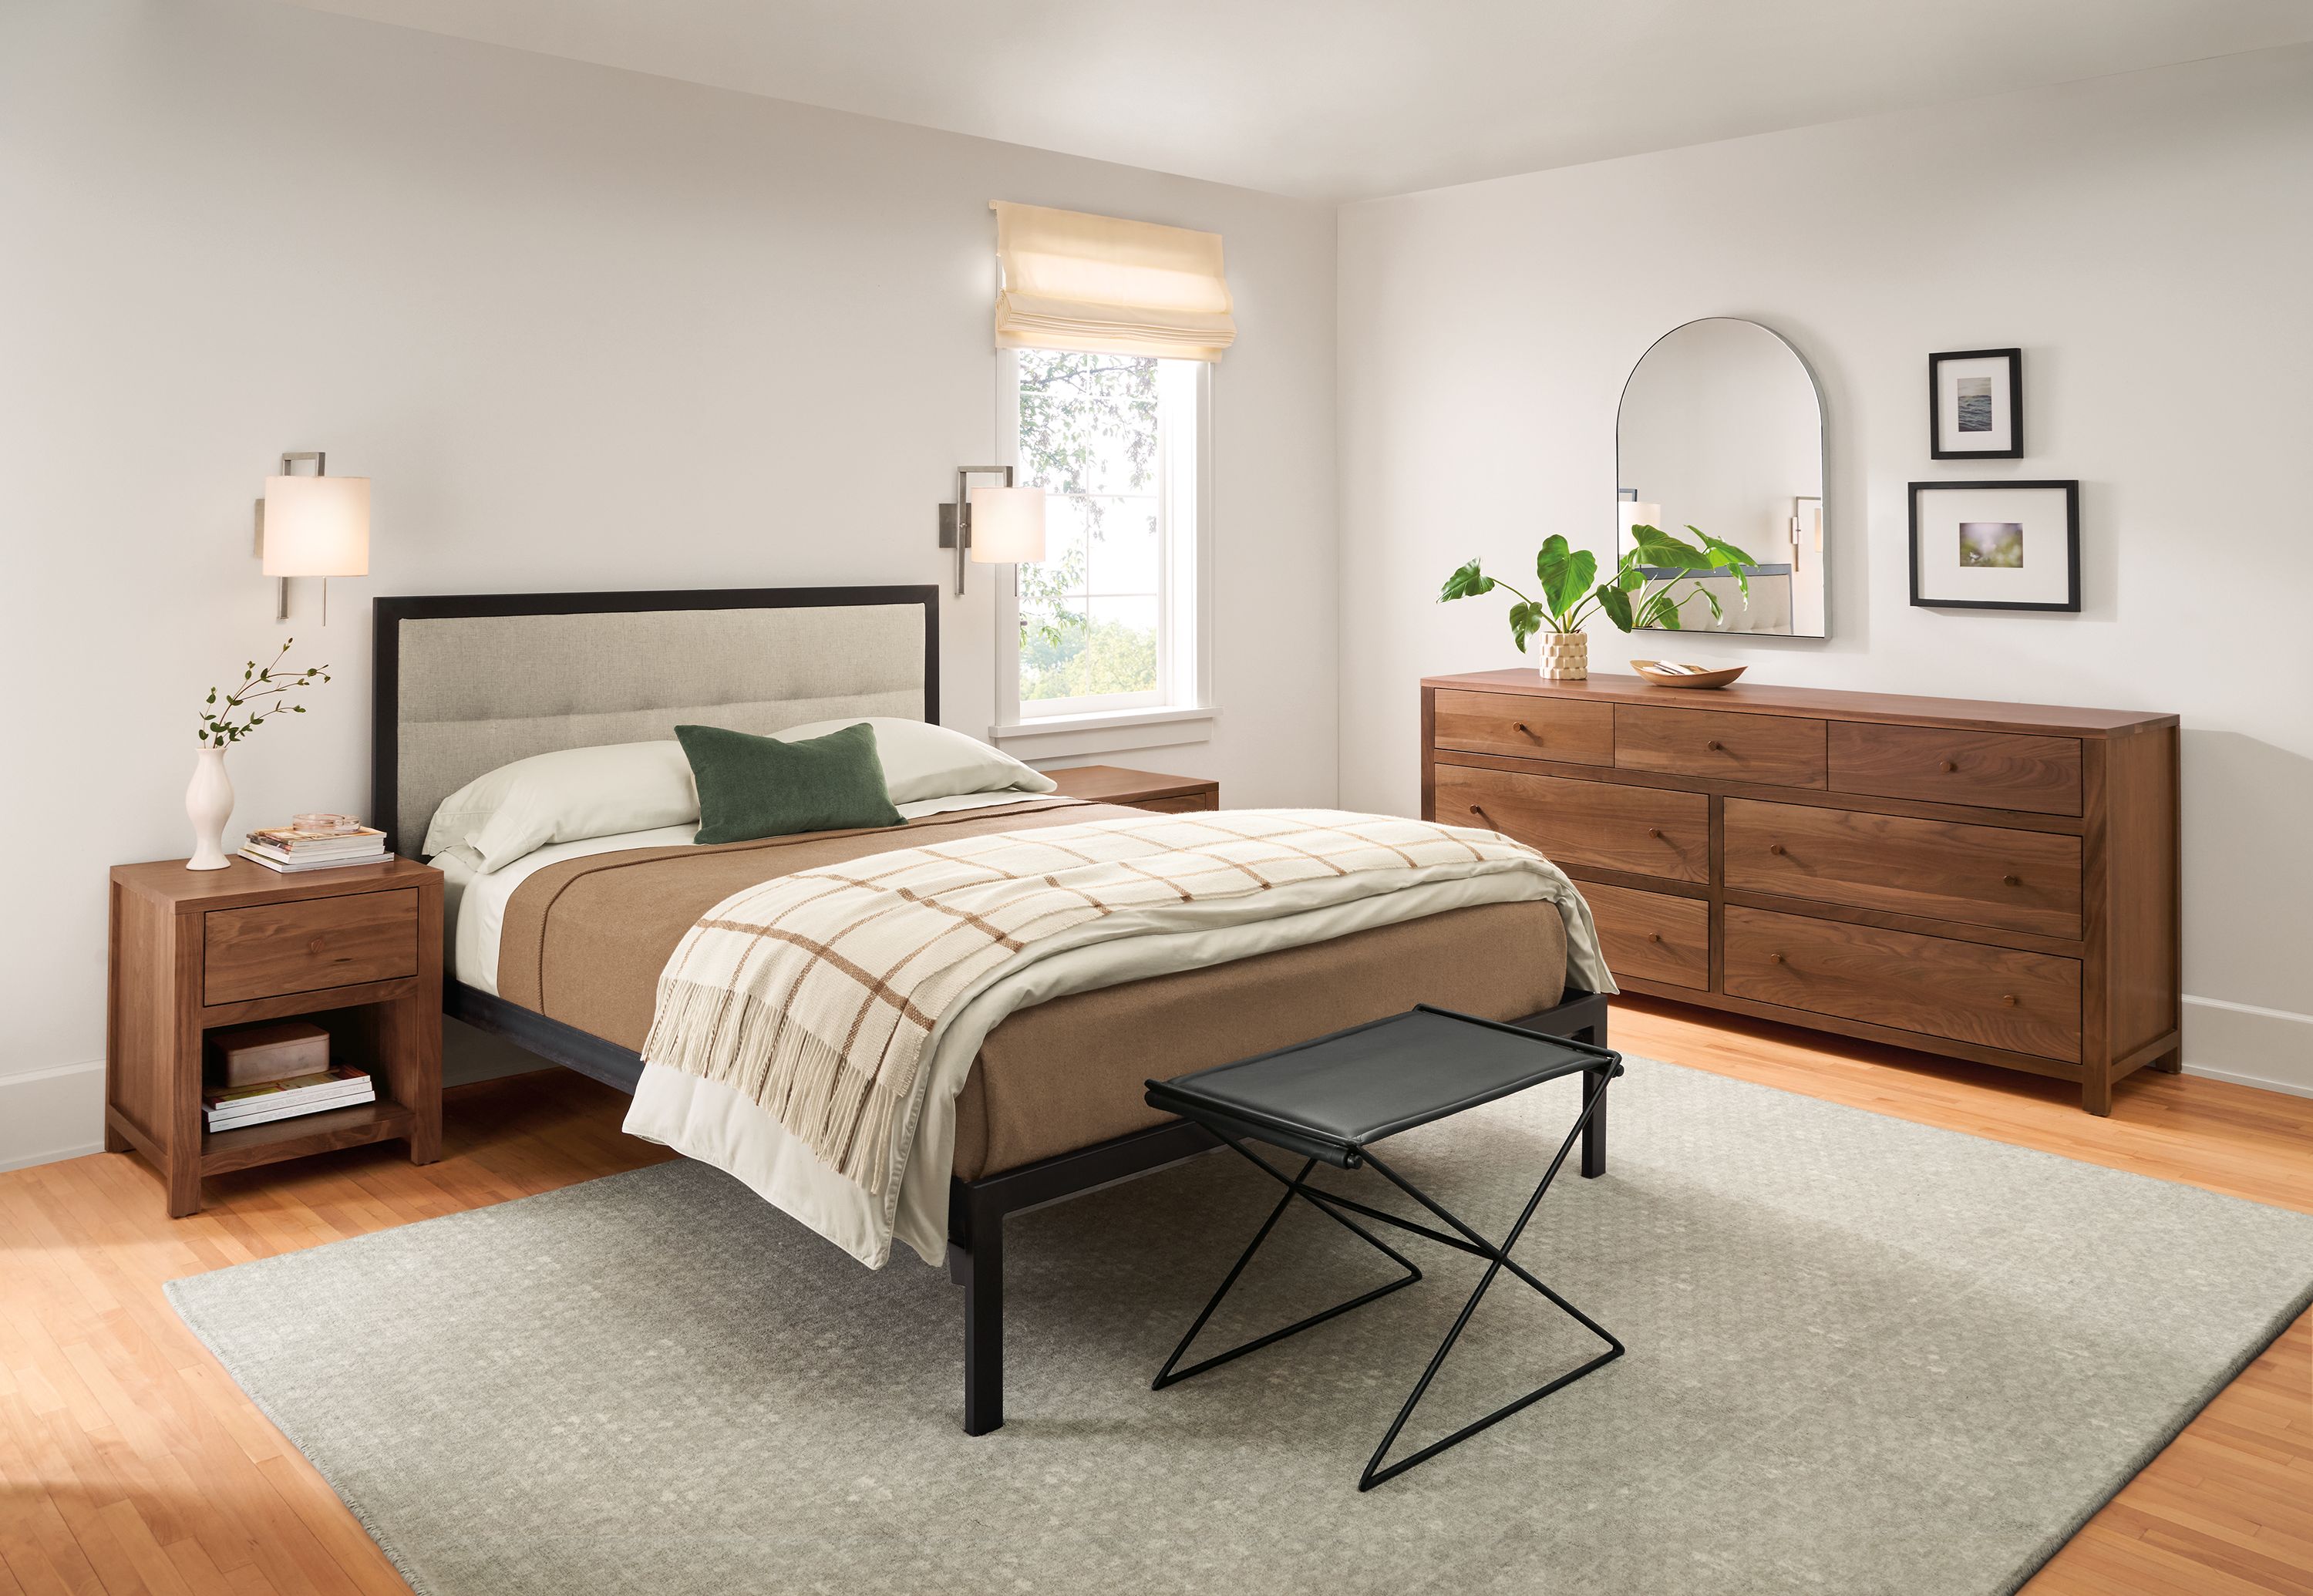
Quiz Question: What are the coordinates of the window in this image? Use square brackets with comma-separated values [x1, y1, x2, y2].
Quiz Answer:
[995, 347, 1208, 732]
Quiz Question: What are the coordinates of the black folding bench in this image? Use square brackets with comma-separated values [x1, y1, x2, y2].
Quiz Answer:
[1144, 1004, 1626, 1490]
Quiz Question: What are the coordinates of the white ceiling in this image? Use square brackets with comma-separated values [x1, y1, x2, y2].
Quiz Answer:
[288, 0, 2313, 200]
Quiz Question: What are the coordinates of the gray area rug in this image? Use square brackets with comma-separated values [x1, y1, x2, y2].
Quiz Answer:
[169, 1058, 2313, 1596]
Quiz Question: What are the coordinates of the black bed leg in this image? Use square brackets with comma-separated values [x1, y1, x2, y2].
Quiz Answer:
[950, 1211, 1005, 1436]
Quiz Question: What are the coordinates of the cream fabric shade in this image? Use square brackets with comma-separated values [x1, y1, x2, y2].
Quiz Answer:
[966, 485, 1046, 564]
[992, 201, 1235, 362]
[262, 475, 370, 576]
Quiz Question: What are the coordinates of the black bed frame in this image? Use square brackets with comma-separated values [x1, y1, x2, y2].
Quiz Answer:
[375, 585, 1609, 1435]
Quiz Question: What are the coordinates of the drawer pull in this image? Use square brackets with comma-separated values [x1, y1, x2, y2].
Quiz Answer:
[1646, 931, 1662, 943]
[1513, 721, 1534, 736]
[2002, 874, 2021, 887]
[1705, 739, 1724, 752]
[1768, 843, 1786, 855]
[1647, 827, 1663, 839]
[1940, 759, 1958, 773]
[1768, 951, 1786, 964]
[2002, 994, 2018, 1007]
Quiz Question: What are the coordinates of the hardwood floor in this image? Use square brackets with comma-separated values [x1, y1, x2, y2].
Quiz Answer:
[3, 1001, 2307, 1594]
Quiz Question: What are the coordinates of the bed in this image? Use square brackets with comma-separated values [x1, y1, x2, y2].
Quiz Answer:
[372, 584, 1611, 1433]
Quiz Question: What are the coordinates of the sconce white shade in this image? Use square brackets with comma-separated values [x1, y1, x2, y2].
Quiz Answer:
[1619, 500, 1663, 535]
[967, 485, 1046, 564]
[262, 475, 370, 576]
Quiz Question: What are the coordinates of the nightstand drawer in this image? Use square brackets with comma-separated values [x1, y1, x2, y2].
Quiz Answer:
[204, 888, 421, 1005]
[1135, 793, 1217, 813]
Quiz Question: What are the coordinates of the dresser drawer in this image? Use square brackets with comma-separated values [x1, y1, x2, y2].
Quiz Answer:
[204, 888, 421, 1005]
[1432, 689, 1615, 766]
[1723, 800, 2084, 938]
[1583, 883, 1709, 990]
[1614, 705, 1826, 788]
[1722, 906, 2081, 1061]
[1438, 764, 1708, 882]
[1828, 723, 2082, 816]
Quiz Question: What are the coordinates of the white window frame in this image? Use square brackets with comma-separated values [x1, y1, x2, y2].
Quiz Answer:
[989, 348, 1217, 757]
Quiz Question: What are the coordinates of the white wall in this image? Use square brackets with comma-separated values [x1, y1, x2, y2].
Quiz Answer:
[0, 0, 1338, 1169]
[1338, 47, 2313, 1094]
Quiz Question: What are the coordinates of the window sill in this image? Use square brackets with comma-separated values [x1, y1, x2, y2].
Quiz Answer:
[989, 705, 1217, 762]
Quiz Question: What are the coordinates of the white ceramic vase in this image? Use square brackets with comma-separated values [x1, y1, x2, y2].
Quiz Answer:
[185, 746, 235, 870]
[1537, 631, 1589, 682]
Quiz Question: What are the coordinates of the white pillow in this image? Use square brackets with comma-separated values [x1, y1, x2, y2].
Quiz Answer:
[773, 717, 1054, 806]
[423, 740, 699, 873]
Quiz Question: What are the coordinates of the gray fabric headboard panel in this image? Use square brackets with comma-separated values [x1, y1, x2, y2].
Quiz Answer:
[375, 592, 935, 856]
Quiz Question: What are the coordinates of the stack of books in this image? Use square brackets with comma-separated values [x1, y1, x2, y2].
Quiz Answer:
[203, 1065, 377, 1133]
[241, 820, 388, 872]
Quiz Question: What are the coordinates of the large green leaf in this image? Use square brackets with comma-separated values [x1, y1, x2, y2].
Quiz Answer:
[1692, 527, 1755, 598]
[1439, 558, 1495, 602]
[1629, 524, 1711, 571]
[1536, 537, 1597, 624]
[1507, 600, 1542, 652]
[1595, 583, 1634, 633]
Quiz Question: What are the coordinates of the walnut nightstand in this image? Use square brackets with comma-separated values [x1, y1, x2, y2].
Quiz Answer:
[106, 854, 444, 1216]
[1046, 764, 1220, 813]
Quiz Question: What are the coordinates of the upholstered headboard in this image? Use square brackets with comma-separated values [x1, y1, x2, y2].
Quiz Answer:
[371, 587, 939, 857]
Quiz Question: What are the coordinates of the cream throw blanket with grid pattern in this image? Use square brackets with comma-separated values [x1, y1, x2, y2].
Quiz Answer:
[641, 809, 1611, 1213]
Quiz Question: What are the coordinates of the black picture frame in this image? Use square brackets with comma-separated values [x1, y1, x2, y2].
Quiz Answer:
[1907, 480, 2079, 612]
[1928, 347, 2022, 460]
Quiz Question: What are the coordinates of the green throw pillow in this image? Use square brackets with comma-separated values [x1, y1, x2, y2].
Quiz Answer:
[675, 722, 904, 844]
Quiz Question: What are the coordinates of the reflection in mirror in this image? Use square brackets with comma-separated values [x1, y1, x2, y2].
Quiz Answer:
[1616, 318, 1826, 638]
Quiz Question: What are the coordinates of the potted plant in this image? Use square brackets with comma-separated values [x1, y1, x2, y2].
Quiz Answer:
[185, 641, 333, 870]
[1439, 524, 1757, 680]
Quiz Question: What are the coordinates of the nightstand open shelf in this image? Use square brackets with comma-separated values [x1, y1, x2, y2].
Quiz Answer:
[200, 1096, 419, 1175]
[106, 854, 445, 1215]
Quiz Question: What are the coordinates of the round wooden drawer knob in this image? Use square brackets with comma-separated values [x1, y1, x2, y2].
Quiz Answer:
[1940, 759, 1958, 773]
[1513, 722, 1533, 735]
[2002, 874, 2021, 887]
[1768, 843, 1786, 855]
[1706, 740, 1724, 752]
[2002, 994, 2019, 1007]
[1468, 805, 1483, 816]
[1646, 931, 1662, 943]
[1768, 952, 1786, 964]
[1647, 827, 1663, 839]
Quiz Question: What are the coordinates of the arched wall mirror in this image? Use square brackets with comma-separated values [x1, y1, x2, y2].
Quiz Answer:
[1616, 318, 1826, 638]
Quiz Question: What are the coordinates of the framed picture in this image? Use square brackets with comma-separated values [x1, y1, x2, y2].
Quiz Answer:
[1928, 348, 2022, 459]
[1908, 480, 2079, 611]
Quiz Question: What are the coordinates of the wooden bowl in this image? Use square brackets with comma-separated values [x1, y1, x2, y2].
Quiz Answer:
[1631, 659, 1747, 690]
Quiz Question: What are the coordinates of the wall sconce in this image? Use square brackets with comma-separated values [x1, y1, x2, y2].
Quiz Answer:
[258, 452, 369, 622]
[937, 466, 1046, 596]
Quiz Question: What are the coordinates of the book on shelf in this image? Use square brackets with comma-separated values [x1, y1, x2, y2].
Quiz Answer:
[203, 1065, 376, 1131]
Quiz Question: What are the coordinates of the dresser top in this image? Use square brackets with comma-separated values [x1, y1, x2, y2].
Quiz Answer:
[1422, 670, 2176, 737]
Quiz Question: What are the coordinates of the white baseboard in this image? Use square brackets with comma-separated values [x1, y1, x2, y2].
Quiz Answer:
[2180, 993, 2313, 1100]
[0, 1059, 106, 1173]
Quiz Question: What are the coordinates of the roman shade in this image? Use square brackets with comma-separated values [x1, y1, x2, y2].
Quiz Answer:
[991, 200, 1236, 362]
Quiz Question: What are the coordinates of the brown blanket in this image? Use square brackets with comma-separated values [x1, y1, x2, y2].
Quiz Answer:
[497, 798, 1568, 1179]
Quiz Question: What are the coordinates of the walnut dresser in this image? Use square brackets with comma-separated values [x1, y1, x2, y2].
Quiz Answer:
[1420, 671, 2180, 1113]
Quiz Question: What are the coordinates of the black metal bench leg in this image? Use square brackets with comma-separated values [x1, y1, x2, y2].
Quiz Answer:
[1352, 1070, 1623, 1489]
[1153, 1156, 1424, 1391]
[1581, 1062, 1608, 1180]
[948, 1209, 1005, 1436]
